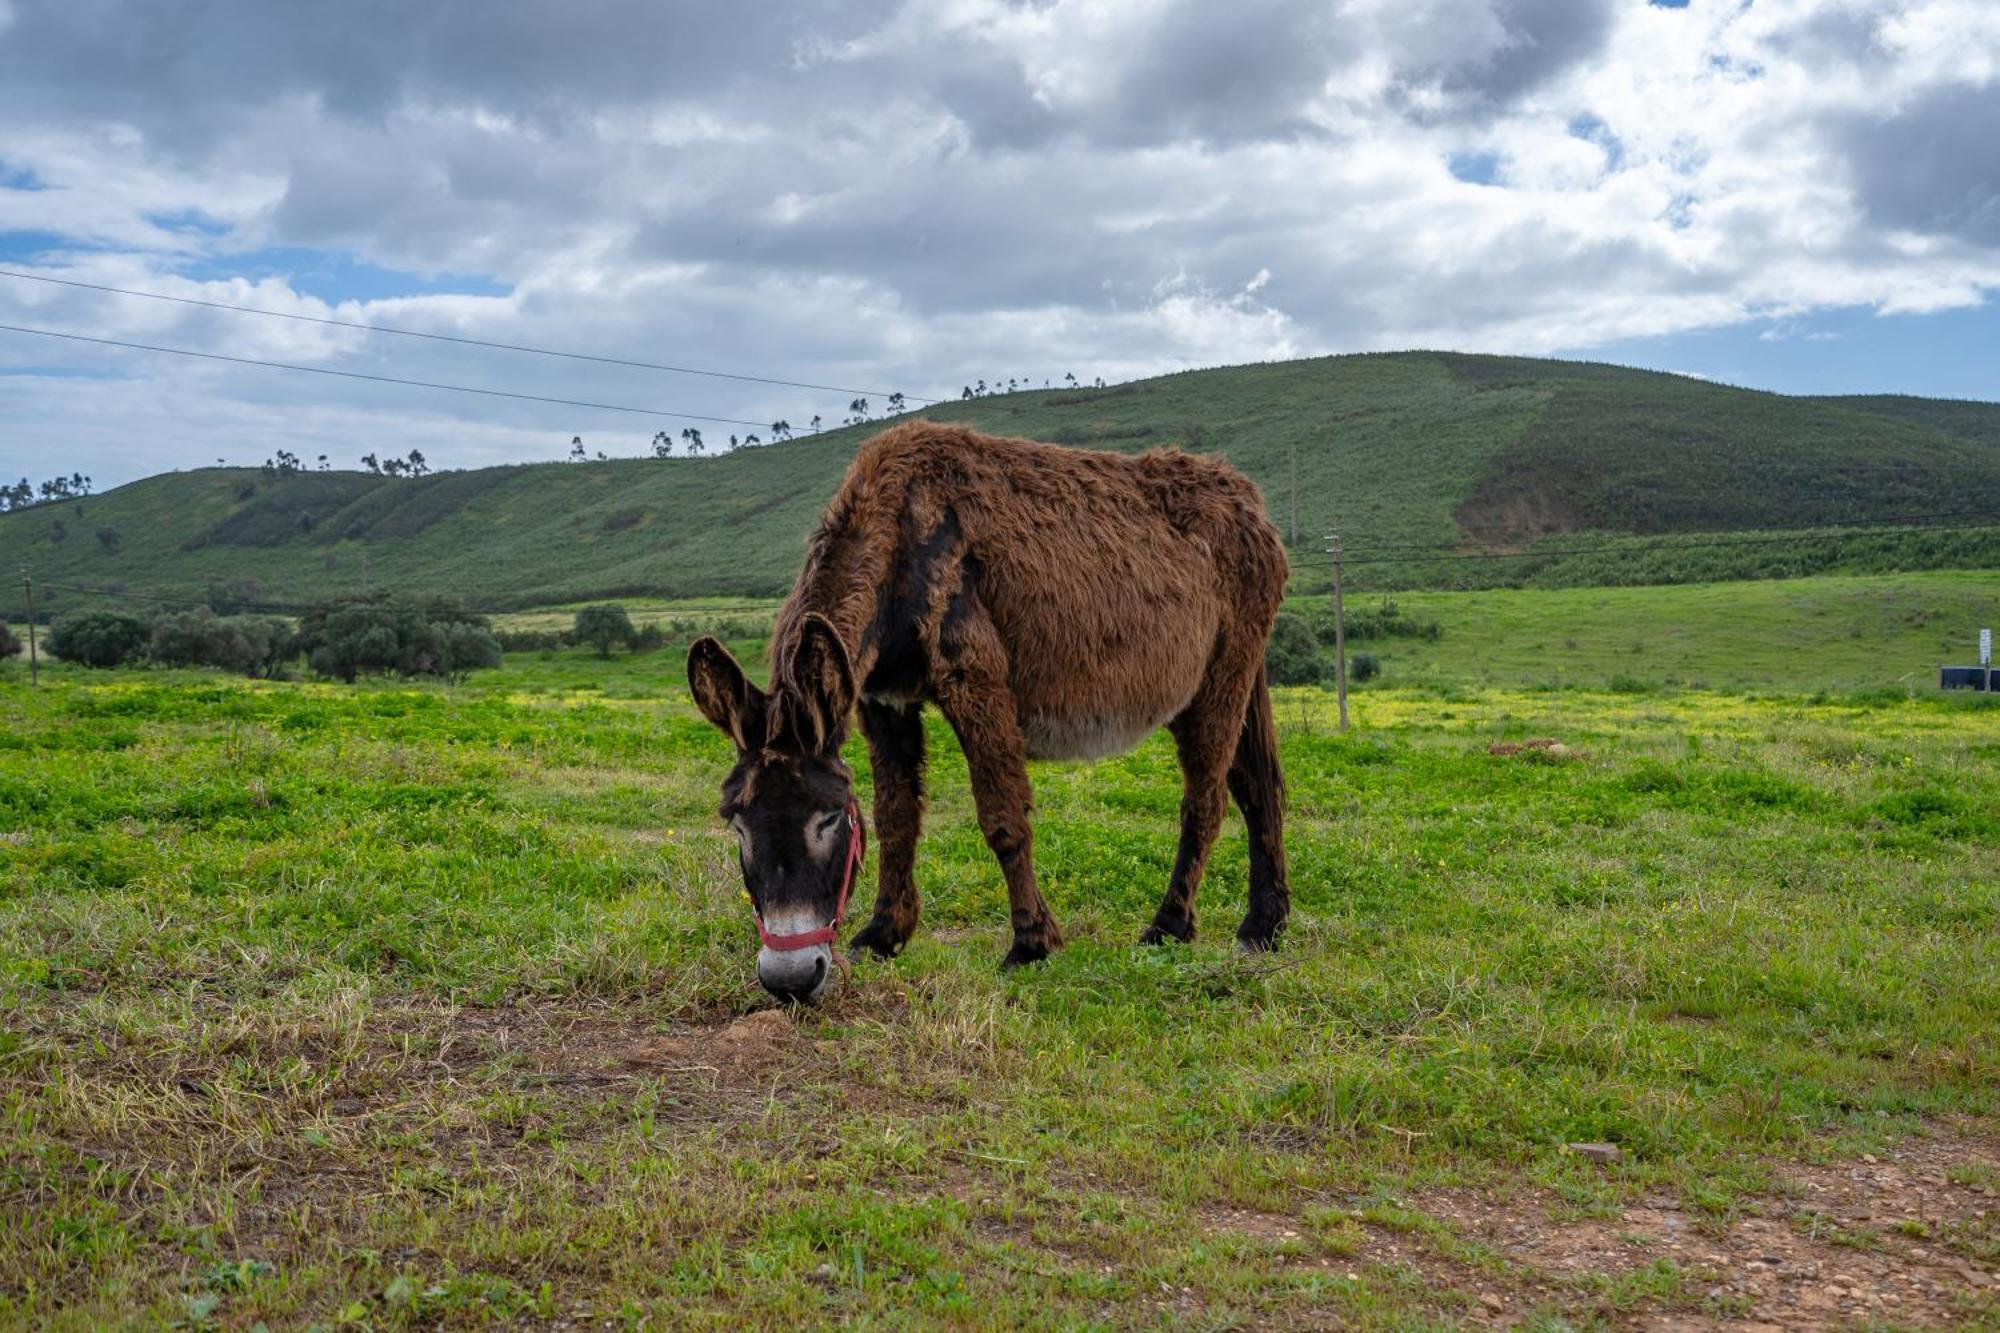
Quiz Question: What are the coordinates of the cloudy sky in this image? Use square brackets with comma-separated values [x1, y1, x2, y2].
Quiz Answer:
[2, 0, 1998, 489]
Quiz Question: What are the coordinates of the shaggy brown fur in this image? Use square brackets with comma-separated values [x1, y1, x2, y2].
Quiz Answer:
[691, 420, 1291, 971]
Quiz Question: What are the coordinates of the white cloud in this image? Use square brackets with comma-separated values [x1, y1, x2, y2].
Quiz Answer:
[0, 0, 1995, 485]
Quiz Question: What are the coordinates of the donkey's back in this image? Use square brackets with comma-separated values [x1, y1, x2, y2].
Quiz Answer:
[823, 422, 1287, 760]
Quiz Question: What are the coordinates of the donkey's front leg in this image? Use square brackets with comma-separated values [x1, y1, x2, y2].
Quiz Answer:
[850, 698, 925, 959]
[935, 687, 1064, 969]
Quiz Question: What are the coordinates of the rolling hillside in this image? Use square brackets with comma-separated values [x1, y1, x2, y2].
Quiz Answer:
[4, 351, 1998, 614]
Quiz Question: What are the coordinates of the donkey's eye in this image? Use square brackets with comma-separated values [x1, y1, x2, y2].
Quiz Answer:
[814, 811, 844, 837]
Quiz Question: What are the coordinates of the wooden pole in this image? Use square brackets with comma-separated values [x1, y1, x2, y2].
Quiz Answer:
[1287, 437, 1298, 546]
[21, 567, 37, 687]
[1327, 529, 1348, 731]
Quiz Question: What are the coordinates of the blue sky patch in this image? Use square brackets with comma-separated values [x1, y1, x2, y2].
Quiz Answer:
[146, 209, 232, 238]
[0, 162, 48, 191]
[1567, 114, 1626, 173]
[1576, 301, 2000, 401]
[174, 245, 511, 304]
[1448, 151, 1502, 186]
[0, 230, 107, 263]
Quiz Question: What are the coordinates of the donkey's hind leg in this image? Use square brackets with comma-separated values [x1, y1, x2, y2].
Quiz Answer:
[1227, 664, 1289, 951]
[850, 698, 926, 959]
[1142, 665, 1259, 946]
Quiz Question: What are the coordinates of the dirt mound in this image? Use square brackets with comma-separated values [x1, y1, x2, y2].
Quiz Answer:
[619, 1007, 802, 1083]
[709, 1009, 796, 1066]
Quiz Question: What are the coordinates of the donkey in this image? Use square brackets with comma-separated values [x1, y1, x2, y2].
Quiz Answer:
[688, 421, 1291, 1002]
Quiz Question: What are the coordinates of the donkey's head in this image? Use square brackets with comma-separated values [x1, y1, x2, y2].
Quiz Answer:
[687, 613, 861, 1004]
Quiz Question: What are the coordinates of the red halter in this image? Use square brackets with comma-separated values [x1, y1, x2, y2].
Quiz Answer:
[751, 798, 865, 952]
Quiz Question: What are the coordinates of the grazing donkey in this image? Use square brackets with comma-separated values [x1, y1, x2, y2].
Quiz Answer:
[689, 421, 1291, 1002]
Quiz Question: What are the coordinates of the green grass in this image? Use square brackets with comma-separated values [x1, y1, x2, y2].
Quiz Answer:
[5, 351, 1999, 614]
[2, 632, 1995, 1326]
[1294, 568, 2000, 693]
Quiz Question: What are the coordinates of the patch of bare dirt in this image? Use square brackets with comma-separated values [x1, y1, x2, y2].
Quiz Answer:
[1202, 1123, 1999, 1329]
[623, 1007, 801, 1080]
[1198, 1199, 1528, 1326]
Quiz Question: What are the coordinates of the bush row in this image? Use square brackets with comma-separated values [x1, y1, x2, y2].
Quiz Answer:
[494, 608, 774, 655]
[38, 598, 503, 684]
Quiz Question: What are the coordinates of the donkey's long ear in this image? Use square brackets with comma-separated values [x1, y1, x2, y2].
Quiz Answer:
[786, 613, 857, 754]
[688, 637, 765, 750]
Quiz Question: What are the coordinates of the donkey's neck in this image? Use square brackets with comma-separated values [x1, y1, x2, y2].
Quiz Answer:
[771, 534, 886, 686]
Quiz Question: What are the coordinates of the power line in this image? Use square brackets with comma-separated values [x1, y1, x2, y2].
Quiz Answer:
[0, 322, 787, 429]
[0, 267, 938, 405]
[35, 580, 328, 617]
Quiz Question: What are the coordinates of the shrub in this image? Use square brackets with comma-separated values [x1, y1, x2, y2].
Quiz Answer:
[1264, 613, 1327, 686]
[1322, 598, 1442, 643]
[0, 622, 20, 660]
[229, 616, 295, 678]
[1351, 652, 1381, 683]
[429, 620, 503, 682]
[295, 596, 502, 684]
[573, 604, 637, 657]
[149, 610, 295, 678]
[48, 611, 151, 668]
[149, 609, 228, 668]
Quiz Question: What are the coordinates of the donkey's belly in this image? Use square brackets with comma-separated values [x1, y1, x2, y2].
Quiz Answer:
[1022, 709, 1175, 761]
[1018, 661, 1204, 761]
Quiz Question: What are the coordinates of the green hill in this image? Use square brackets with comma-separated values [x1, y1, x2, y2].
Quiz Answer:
[5, 351, 1998, 615]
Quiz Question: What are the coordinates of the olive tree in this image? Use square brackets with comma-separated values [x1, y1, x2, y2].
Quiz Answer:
[294, 596, 502, 684]
[48, 611, 151, 668]
[572, 604, 637, 657]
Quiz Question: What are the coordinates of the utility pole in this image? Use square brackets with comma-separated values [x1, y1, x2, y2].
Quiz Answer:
[1287, 438, 1298, 546]
[1325, 528, 1348, 731]
[20, 567, 37, 688]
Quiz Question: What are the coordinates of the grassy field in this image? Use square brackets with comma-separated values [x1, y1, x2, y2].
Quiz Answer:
[5, 351, 1999, 611]
[1295, 568, 2000, 693]
[2, 630, 1996, 1326]
[466, 568, 2000, 694]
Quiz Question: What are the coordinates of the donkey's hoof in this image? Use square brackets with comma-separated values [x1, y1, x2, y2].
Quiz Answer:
[1138, 919, 1194, 946]
[999, 940, 1052, 970]
[1235, 912, 1287, 954]
[847, 919, 907, 960]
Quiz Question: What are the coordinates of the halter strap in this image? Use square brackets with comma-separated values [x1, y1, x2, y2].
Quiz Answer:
[751, 797, 865, 952]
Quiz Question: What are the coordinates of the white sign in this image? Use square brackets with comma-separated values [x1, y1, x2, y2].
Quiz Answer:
[1983, 628, 1992, 667]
